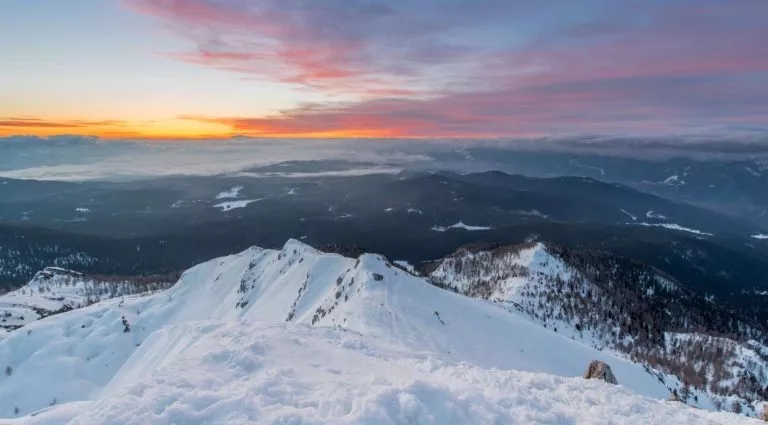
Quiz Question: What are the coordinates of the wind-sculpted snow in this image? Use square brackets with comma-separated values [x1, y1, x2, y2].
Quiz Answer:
[0, 240, 755, 423]
[19, 323, 750, 425]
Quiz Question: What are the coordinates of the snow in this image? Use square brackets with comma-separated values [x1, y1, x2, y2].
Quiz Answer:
[646, 210, 668, 220]
[407, 208, 423, 215]
[661, 175, 686, 186]
[431, 221, 491, 232]
[511, 209, 549, 219]
[0, 268, 171, 331]
[74, 208, 90, 214]
[430, 242, 577, 312]
[620, 209, 637, 221]
[213, 199, 264, 212]
[744, 166, 762, 177]
[630, 222, 713, 236]
[384, 207, 394, 212]
[0, 240, 753, 424]
[9, 323, 749, 425]
[215, 185, 243, 199]
[752, 234, 768, 240]
[394, 260, 417, 275]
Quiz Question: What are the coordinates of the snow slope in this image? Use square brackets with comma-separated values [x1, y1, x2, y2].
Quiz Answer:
[430, 242, 570, 303]
[0, 240, 754, 423]
[15, 322, 751, 425]
[0, 267, 172, 331]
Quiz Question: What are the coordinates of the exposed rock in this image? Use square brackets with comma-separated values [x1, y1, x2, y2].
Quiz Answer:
[668, 390, 682, 402]
[759, 404, 768, 421]
[583, 360, 618, 384]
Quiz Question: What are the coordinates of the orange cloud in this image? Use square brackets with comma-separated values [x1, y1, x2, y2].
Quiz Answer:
[0, 117, 233, 139]
[0, 118, 127, 129]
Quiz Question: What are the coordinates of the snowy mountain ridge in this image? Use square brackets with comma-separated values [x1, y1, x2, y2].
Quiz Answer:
[428, 241, 768, 415]
[0, 240, 758, 423]
[0, 267, 174, 332]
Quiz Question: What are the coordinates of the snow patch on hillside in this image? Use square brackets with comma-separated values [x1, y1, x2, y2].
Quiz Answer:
[215, 185, 243, 199]
[213, 198, 264, 211]
[620, 209, 637, 221]
[646, 210, 668, 220]
[752, 234, 768, 240]
[630, 222, 713, 236]
[432, 221, 491, 232]
[661, 175, 686, 186]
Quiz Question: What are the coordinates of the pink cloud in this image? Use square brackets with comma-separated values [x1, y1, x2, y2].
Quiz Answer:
[130, 0, 768, 135]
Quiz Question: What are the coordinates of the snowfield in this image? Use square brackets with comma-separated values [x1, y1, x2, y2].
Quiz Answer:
[753, 234, 768, 240]
[0, 240, 756, 424]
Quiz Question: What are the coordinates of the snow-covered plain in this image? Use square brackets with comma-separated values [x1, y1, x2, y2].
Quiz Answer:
[0, 240, 754, 424]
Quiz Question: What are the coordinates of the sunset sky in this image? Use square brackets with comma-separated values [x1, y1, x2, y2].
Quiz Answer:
[2, 0, 767, 139]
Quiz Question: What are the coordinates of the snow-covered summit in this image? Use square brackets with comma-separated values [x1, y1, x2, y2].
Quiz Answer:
[430, 242, 570, 301]
[0, 240, 755, 423]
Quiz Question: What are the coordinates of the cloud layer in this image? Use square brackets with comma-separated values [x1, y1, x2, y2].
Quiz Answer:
[2, 134, 768, 181]
[125, 0, 768, 137]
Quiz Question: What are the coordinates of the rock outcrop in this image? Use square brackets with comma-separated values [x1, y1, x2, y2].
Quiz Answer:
[583, 360, 618, 385]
